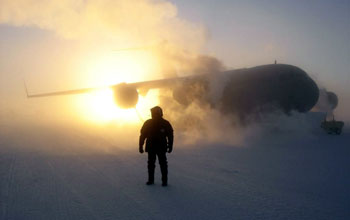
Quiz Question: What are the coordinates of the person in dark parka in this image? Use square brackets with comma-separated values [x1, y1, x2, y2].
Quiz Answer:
[139, 106, 174, 186]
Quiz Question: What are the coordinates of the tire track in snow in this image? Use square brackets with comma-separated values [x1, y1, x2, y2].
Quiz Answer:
[46, 160, 101, 220]
[0, 151, 17, 220]
[74, 154, 156, 220]
[47, 151, 154, 220]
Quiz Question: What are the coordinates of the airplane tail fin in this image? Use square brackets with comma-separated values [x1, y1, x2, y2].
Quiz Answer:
[23, 80, 29, 98]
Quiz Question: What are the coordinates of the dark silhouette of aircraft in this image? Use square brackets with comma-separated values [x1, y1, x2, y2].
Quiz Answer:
[25, 63, 336, 118]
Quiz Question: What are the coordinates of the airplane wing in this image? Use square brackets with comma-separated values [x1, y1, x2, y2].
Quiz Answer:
[25, 74, 207, 98]
[128, 75, 198, 89]
[24, 80, 103, 98]
[25, 87, 99, 98]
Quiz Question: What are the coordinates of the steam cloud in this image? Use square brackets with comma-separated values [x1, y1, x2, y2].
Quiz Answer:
[0, 0, 203, 45]
[0, 0, 229, 75]
[313, 88, 338, 116]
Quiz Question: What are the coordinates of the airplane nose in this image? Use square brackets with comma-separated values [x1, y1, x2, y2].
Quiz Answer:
[294, 72, 319, 112]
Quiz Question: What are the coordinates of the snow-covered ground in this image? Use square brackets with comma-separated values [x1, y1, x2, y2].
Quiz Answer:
[0, 117, 349, 220]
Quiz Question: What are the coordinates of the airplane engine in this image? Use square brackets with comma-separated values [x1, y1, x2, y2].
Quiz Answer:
[172, 80, 208, 106]
[113, 83, 139, 108]
[172, 86, 193, 106]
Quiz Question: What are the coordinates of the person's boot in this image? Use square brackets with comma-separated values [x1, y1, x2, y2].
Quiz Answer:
[146, 181, 154, 185]
[161, 174, 167, 186]
[160, 164, 168, 186]
[146, 170, 154, 185]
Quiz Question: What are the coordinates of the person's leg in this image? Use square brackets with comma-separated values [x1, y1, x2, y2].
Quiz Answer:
[147, 152, 156, 185]
[157, 152, 168, 186]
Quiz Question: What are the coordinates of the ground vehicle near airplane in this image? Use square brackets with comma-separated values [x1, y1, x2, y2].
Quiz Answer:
[321, 114, 344, 135]
[25, 64, 322, 117]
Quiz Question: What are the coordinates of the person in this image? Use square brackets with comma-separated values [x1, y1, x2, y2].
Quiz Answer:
[139, 106, 174, 186]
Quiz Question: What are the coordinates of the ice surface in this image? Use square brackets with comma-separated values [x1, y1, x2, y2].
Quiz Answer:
[0, 117, 349, 220]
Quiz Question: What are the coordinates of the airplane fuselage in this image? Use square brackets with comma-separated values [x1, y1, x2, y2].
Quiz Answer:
[172, 64, 319, 117]
[220, 64, 319, 116]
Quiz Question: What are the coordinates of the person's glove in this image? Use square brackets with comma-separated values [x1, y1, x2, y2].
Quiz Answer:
[139, 147, 144, 154]
[167, 145, 172, 153]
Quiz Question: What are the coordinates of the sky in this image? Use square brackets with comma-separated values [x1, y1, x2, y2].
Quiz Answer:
[0, 0, 349, 124]
[173, 0, 350, 80]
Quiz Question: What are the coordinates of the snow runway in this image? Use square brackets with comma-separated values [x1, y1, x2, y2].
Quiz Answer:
[0, 123, 349, 220]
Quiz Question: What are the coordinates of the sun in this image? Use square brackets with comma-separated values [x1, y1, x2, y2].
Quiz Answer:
[76, 88, 159, 124]
[74, 51, 161, 124]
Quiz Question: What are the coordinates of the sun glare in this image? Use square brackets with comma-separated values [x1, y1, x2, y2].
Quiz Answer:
[77, 88, 159, 124]
[75, 51, 161, 124]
